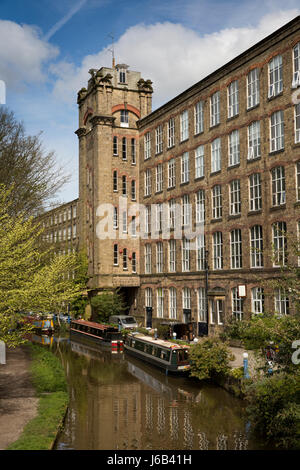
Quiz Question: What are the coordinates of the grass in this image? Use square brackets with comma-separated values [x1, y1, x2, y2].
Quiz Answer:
[7, 344, 69, 450]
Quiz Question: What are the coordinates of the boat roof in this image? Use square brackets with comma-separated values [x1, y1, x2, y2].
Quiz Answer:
[71, 319, 118, 331]
[128, 333, 190, 350]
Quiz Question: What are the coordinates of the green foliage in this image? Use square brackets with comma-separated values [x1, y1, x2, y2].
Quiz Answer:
[189, 338, 234, 381]
[224, 314, 300, 370]
[90, 289, 127, 323]
[0, 185, 85, 347]
[245, 371, 300, 448]
[157, 324, 170, 339]
[230, 367, 244, 380]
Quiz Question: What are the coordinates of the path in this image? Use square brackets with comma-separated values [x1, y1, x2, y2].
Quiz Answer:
[0, 346, 39, 450]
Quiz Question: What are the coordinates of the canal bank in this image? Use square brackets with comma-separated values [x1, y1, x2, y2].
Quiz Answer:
[0, 343, 69, 450]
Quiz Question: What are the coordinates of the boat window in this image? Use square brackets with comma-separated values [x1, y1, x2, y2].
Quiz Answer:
[160, 349, 170, 361]
[152, 347, 157, 356]
[176, 349, 189, 363]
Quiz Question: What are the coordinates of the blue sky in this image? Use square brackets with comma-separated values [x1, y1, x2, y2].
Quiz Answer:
[0, 0, 299, 206]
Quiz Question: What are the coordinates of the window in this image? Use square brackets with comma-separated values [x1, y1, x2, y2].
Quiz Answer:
[156, 203, 163, 232]
[167, 117, 175, 148]
[247, 68, 260, 108]
[248, 121, 261, 159]
[119, 68, 126, 84]
[196, 234, 205, 271]
[168, 199, 175, 230]
[182, 287, 191, 309]
[197, 287, 206, 322]
[182, 194, 190, 227]
[145, 205, 151, 234]
[211, 137, 221, 173]
[168, 158, 175, 188]
[169, 288, 177, 319]
[181, 152, 189, 183]
[156, 164, 163, 192]
[113, 244, 118, 265]
[157, 288, 164, 318]
[113, 170, 118, 192]
[180, 110, 189, 142]
[155, 125, 163, 154]
[113, 206, 118, 229]
[131, 138, 136, 164]
[156, 242, 163, 273]
[120, 110, 129, 127]
[251, 287, 264, 314]
[210, 91, 220, 127]
[272, 221, 287, 266]
[182, 238, 190, 272]
[270, 111, 284, 152]
[122, 137, 127, 160]
[122, 175, 127, 196]
[131, 180, 136, 200]
[213, 231, 223, 270]
[249, 173, 262, 211]
[212, 185, 222, 219]
[145, 244, 152, 274]
[144, 132, 151, 160]
[168, 239, 176, 272]
[195, 145, 204, 179]
[123, 248, 128, 270]
[228, 80, 239, 118]
[228, 130, 240, 166]
[292, 42, 300, 88]
[295, 104, 300, 143]
[144, 169, 151, 196]
[297, 161, 300, 201]
[274, 288, 289, 315]
[132, 252, 137, 273]
[232, 287, 243, 321]
[250, 225, 263, 268]
[230, 229, 242, 269]
[145, 288, 152, 307]
[131, 216, 136, 237]
[271, 166, 285, 206]
[195, 189, 205, 223]
[122, 211, 127, 233]
[230, 179, 241, 215]
[113, 136, 118, 155]
[268, 55, 283, 97]
[194, 101, 204, 134]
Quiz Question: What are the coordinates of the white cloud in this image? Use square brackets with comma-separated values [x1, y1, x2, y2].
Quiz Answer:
[50, 9, 299, 109]
[0, 20, 59, 89]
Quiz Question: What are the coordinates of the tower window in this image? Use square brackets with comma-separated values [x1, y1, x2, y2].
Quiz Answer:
[119, 68, 126, 84]
[120, 110, 129, 127]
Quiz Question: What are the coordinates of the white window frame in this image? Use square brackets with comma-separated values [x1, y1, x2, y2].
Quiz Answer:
[228, 130, 240, 166]
[168, 158, 176, 188]
[274, 288, 289, 315]
[180, 110, 189, 142]
[194, 101, 204, 135]
[156, 242, 163, 273]
[155, 124, 163, 154]
[156, 163, 163, 193]
[196, 234, 205, 271]
[145, 244, 152, 274]
[181, 152, 190, 183]
[271, 166, 286, 206]
[250, 225, 263, 268]
[230, 229, 242, 269]
[229, 179, 241, 216]
[232, 287, 243, 321]
[292, 42, 300, 88]
[168, 239, 176, 272]
[195, 145, 204, 179]
[169, 287, 177, 319]
[210, 91, 220, 127]
[157, 288, 164, 318]
[251, 287, 264, 314]
[197, 287, 206, 322]
[167, 117, 175, 148]
[213, 231, 223, 270]
[144, 169, 151, 197]
[247, 68, 260, 109]
[268, 55, 283, 97]
[248, 121, 261, 160]
[182, 238, 190, 272]
[272, 221, 287, 267]
[144, 132, 151, 160]
[211, 137, 221, 173]
[249, 173, 262, 212]
[212, 185, 222, 219]
[295, 103, 300, 144]
[270, 110, 284, 152]
[181, 194, 191, 227]
[297, 161, 300, 201]
[228, 80, 239, 118]
[195, 189, 205, 224]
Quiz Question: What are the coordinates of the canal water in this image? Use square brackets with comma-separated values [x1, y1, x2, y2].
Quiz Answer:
[39, 334, 270, 450]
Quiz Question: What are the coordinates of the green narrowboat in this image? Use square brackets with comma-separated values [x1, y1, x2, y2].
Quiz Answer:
[123, 333, 190, 374]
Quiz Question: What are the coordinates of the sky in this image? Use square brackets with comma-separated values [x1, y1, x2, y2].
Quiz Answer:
[0, 0, 299, 206]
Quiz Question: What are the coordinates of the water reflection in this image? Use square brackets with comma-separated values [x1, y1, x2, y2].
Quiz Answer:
[47, 336, 268, 450]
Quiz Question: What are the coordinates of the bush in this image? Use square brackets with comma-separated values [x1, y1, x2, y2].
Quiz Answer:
[90, 289, 126, 323]
[189, 338, 234, 381]
[245, 371, 300, 448]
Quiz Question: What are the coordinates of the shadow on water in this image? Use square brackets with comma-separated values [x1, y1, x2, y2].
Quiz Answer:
[29, 333, 274, 450]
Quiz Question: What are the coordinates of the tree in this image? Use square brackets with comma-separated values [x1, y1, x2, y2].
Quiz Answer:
[0, 107, 69, 216]
[189, 338, 234, 381]
[0, 185, 84, 347]
[90, 289, 127, 323]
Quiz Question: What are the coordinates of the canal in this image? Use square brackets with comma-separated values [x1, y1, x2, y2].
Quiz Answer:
[40, 334, 270, 450]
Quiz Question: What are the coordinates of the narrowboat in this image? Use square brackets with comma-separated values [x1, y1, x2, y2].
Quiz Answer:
[123, 333, 190, 374]
[70, 319, 123, 350]
[25, 316, 54, 335]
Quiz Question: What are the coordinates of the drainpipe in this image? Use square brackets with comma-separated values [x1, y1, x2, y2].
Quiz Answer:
[205, 250, 209, 336]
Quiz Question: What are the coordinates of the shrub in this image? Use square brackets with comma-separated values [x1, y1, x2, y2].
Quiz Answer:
[189, 338, 234, 381]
